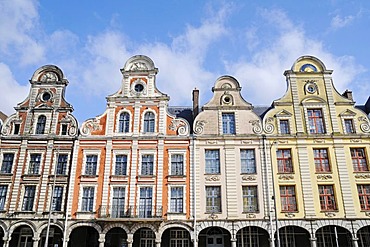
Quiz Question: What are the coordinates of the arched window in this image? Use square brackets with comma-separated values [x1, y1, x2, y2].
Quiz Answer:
[118, 112, 130, 133]
[36, 115, 46, 134]
[143, 112, 155, 133]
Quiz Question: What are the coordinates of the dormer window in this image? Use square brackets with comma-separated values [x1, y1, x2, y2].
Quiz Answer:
[35, 115, 46, 134]
[222, 113, 235, 134]
[307, 109, 325, 134]
[144, 112, 155, 133]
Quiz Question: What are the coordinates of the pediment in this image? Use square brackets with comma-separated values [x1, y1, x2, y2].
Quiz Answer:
[275, 109, 292, 117]
[339, 109, 356, 117]
[301, 96, 326, 105]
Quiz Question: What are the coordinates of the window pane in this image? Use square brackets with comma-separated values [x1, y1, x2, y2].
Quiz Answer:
[1, 153, 14, 174]
[351, 148, 368, 172]
[22, 186, 36, 211]
[115, 155, 127, 175]
[170, 187, 183, 213]
[141, 154, 154, 175]
[241, 149, 256, 174]
[280, 120, 290, 134]
[56, 154, 68, 175]
[0, 185, 8, 210]
[85, 155, 98, 175]
[144, 112, 155, 132]
[171, 154, 184, 176]
[277, 149, 293, 173]
[242, 186, 258, 212]
[307, 109, 325, 134]
[314, 149, 330, 173]
[222, 113, 235, 134]
[280, 186, 297, 212]
[206, 186, 221, 213]
[29, 154, 41, 174]
[205, 150, 220, 174]
[119, 112, 130, 133]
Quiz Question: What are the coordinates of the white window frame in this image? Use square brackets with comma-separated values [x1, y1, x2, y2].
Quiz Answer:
[52, 152, 70, 175]
[339, 110, 357, 134]
[137, 185, 154, 217]
[112, 150, 130, 176]
[168, 185, 186, 214]
[116, 109, 132, 134]
[0, 149, 17, 174]
[82, 150, 101, 176]
[25, 150, 45, 175]
[219, 111, 238, 135]
[138, 150, 156, 176]
[46, 184, 66, 212]
[141, 109, 157, 133]
[110, 185, 127, 217]
[20, 184, 38, 211]
[302, 103, 329, 135]
[168, 149, 187, 176]
[0, 184, 9, 210]
[79, 184, 97, 212]
[33, 112, 52, 135]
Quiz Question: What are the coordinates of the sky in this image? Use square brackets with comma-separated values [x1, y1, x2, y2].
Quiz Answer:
[1, 0, 370, 124]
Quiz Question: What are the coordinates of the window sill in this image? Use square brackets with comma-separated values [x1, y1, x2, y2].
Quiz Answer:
[0, 173, 13, 176]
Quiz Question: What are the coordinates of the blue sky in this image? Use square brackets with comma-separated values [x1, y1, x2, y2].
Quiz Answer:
[1, 0, 369, 123]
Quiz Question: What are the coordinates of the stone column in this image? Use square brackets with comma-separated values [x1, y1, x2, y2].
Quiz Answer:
[192, 238, 198, 247]
[127, 233, 133, 247]
[3, 238, 10, 247]
[352, 237, 359, 247]
[32, 237, 40, 247]
[310, 237, 317, 247]
[155, 240, 161, 247]
[99, 234, 105, 247]
[231, 238, 237, 247]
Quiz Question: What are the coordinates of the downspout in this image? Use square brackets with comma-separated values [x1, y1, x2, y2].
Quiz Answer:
[262, 135, 275, 247]
[192, 136, 198, 247]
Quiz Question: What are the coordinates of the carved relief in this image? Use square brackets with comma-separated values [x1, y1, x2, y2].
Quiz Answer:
[81, 118, 101, 136]
[314, 139, 325, 143]
[358, 116, 370, 133]
[194, 120, 206, 134]
[1, 115, 21, 136]
[250, 120, 262, 134]
[278, 174, 294, 180]
[365, 212, 370, 217]
[264, 117, 275, 134]
[245, 213, 256, 219]
[350, 139, 361, 143]
[205, 176, 221, 182]
[60, 114, 78, 136]
[242, 175, 257, 181]
[129, 62, 148, 71]
[355, 174, 370, 179]
[169, 119, 189, 136]
[285, 213, 295, 218]
[317, 174, 333, 180]
[325, 212, 336, 217]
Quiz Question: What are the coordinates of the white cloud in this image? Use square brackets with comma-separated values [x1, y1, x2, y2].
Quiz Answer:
[0, 63, 29, 115]
[225, 9, 365, 106]
[331, 14, 355, 29]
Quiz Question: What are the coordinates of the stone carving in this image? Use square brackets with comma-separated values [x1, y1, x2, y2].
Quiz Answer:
[81, 118, 101, 136]
[245, 213, 256, 219]
[250, 120, 262, 134]
[194, 120, 206, 134]
[60, 114, 78, 136]
[325, 212, 336, 217]
[278, 174, 294, 180]
[205, 176, 220, 182]
[358, 116, 370, 133]
[314, 139, 325, 143]
[317, 174, 333, 180]
[242, 175, 257, 181]
[169, 119, 189, 136]
[285, 213, 295, 218]
[350, 139, 361, 143]
[1, 115, 21, 136]
[264, 117, 275, 134]
[129, 62, 148, 71]
[365, 212, 370, 217]
[355, 174, 370, 179]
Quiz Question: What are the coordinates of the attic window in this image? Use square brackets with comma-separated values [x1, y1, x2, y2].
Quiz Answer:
[300, 64, 317, 72]
[42, 91, 51, 101]
[221, 95, 233, 105]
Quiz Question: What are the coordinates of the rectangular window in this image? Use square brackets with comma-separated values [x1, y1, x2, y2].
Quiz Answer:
[170, 230, 190, 247]
[206, 186, 221, 213]
[358, 185, 370, 211]
[319, 185, 337, 211]
[314, 149, 331, 173]
[222, 113, 235, 134]
[344, 119, 355, 134]
[52, 186, 63, 211]
[140, 229, 155, 247]
[28, 154, 41, 174]
[141, 154, 154, 176]
[171, 154, 184, 176]
[112, 187, 125, 218]
[56, 154, 68, 175]
[280, 186, 297, 212]
[22, 186, 36, 211]
[0, 185, 8, 210]
[307, 109, 325, 134]
[242, 186, 258, 212]
[205, 150, 220, 174]
[240, 149, 256, 174]
[280, 119, 290, 134]
[82, 187, 94, 212]
[13, 123, 20, 134]
[351, 148, 369, 172]
[85, 155, 97, 175]
[61, 124, 68, 135]
[277, 149, 293, 173]
[115, 155, 127, 176]
[170, 187, 183, 213]
[139, 187, 153, 218]
[1, 153, 14, 174]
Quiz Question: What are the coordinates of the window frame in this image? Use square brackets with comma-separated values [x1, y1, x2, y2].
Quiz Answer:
[358, 184, 370, 211]
[240, 149, 256, 174]
[51, 186, 64, 211]
[143, 111, 156, 133]
[314, 148, 331, 173]
[138, 186, 153, 218]
[22, 185, 36, 211]
[28, 153, 42, 175]
[35, 115, 47, 134]
[280, 185, 297, 212]
[242, 186, 258, 213]
[82, 151, 100, 176]
[221, 112, 236, 134]
[318, 185, 337, 211]
[306, 108, 326, 134]
[1, 152, 15, 174]
[279, 119, 291, 135]
[81, 186, 95, 212]
[117, 111, 131, 133]
[205, 149, 220, 174]
[344, 118, 355, 134]
[111, 186, 126, 218]
[206, 186, 221, 213]
[351, 148, 369, 172]
[0, 185, 8, 210]
[276, 149, 293, 174]
[169, 186, 184, 213]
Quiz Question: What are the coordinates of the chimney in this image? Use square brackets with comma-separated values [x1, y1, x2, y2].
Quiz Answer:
[342, 90, 353, 101]
[192, 88, 199, 119]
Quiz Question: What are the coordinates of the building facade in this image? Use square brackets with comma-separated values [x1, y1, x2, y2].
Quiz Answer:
[0, 55, 370, 247]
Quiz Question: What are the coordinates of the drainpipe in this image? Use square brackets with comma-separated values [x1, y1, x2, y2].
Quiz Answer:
[262, 135, 275, 247]
[192, 137, 198, 247]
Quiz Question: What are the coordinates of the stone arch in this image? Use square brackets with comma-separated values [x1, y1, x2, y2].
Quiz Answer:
[314, 220, 352, 233]
[158, 222, 193, 239]
[66, 221, 102, 239]
[277, 220, 311, 233]
[130, 223, 158, 235]
[196, 221, 232, 236]
[102, 223, 130, 235]
[123, 55, 156, 72]
[35, 221, 64, 237]
[354, 219, 370, 232]
[0, 220, 8, 235]
[234, 220, 270, 233]
[8, 220, 37, 237]
[31, 65, 64, 82]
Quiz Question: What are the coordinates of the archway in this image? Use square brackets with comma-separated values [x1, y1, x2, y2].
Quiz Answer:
[39, 226, 63, 247]
[0, 225, 4, 247]
[275, 226, 310, 247]
[199, 227, 231, 247]
[161, 227, 192, 247]
[357, 225, 370, 247]
[133, 227, 156, 247]
[9, 225, 34, 247]
[105, 227, 128, 247]
[236, 226, 269, 247]
[68, 226, 99, 247]
[316, 225, 353, 247]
